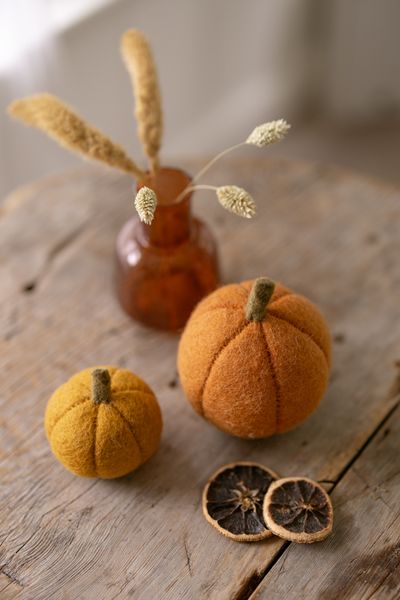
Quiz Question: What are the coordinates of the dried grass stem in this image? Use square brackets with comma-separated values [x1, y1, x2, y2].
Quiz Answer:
[121, 30, 163, 173]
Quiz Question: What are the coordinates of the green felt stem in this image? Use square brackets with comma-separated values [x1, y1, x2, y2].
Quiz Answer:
[245, 278, 275, 321]
[92, 369, 111, 404]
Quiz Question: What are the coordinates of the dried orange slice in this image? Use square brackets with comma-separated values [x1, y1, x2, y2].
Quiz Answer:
[202, 461, 278, 542]
[263, 477, 333, 543]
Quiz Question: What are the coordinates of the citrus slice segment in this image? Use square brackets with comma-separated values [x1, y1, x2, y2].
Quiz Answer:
[202, 461, 278, 542]
[263, 477, 333, 543]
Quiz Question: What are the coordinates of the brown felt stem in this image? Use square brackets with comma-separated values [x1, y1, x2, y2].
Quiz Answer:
[91, 369, 111, 404]
[245, 278, 275, 321]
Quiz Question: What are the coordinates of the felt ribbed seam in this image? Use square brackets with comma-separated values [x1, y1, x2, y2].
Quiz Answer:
[260, 324, 281, 432]
[196, 293, 296, 419]
[48, 397, 90, 437]
[92, 407, 99, 475]
[200, 321, 251, 416]
[50, 391, 151, 474]
[111, 404, 144, 460]
[268, 312, 329, 367]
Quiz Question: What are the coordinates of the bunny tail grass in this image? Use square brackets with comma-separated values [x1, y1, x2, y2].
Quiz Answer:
[216, 185, 256, 218]
[135, 186, 157, 224]
[8, 94, 145, 179]
[121, 29, 163, 173]
[246, 119, 291, 147]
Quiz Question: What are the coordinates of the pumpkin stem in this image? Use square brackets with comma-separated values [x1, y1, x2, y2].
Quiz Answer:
[246, 278, 275, 321]
[92, 368, 111, 404]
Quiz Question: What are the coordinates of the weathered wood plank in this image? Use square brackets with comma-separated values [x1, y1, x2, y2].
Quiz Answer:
[0, 158, 399, 599]
[0, 572, 24, 599]
[250, 391, 400, 599]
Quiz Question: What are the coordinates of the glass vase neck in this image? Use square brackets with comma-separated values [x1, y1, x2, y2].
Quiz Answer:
[137, 167, 193, 247]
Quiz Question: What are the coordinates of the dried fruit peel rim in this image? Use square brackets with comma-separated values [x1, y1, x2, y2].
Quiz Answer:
[263, 476, 333, 544]
[202, 461, 279, 543]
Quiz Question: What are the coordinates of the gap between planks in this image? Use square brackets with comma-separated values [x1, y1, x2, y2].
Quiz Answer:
[232, 370, 400, 600]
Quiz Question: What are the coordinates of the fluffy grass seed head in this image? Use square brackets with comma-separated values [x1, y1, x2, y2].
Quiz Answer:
[216, 185, 256, 219]
[246, 119, 291, 147]
[135, 186, 158, 224]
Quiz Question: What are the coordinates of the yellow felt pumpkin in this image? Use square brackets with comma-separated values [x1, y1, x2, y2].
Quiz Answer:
[45, 366, 162, 478]
[178, 277, 331, 439]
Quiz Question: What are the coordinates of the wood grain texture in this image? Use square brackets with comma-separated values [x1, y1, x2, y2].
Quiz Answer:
[251, 393, 400, 599]
[0, 157, 399, 599]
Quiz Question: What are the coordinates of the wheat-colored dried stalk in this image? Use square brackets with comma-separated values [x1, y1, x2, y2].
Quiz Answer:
[121, 29, 163, 173]
[8, 94, 145, 178]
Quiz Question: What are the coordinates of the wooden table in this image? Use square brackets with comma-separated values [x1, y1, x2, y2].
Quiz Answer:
[0, 157, 399, 600]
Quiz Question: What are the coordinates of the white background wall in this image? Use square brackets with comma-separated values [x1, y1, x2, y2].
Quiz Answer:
[1, 0, 399, 200]
[322, 0, 400, 120]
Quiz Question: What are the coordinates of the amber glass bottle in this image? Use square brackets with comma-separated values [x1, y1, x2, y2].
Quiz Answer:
[115, 167, 220, 330]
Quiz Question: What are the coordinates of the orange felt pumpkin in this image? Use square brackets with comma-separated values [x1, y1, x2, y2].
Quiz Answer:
[177, 278, 331, 439]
